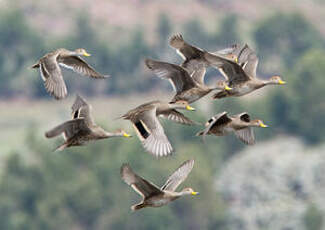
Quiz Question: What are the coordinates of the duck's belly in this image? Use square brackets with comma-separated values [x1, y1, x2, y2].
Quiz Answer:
[68, 136, 91, 146]
[146, 198, 171, 207]
[211, 126, 233, 136]
[233, 85, 255, 96]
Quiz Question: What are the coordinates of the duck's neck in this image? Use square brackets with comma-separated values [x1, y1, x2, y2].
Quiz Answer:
[262, 79, 277, 86]
[103, 132, 122, 138]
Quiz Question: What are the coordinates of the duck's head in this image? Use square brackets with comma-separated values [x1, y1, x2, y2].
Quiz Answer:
[269, 76, 286, 85]
[74, 48, 91, 57]
[215, 81, 232, 91]
[181, 187, 199, 196]
[169, 100, 195, 111]
[113, 129, 132, 138]
[251, 119, 268, 128]
[225, 53, 238, 63]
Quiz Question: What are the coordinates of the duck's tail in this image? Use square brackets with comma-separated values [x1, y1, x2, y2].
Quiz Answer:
[196, 130, 204, 136]
[131, 203, 146, 211]
[54, 143, 68, 152]
[31, 62, 40, 69]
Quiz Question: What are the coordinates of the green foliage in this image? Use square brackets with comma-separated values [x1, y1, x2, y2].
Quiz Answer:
[254, 13, 324, 71]
[215, 15, 240, 46]
[156, 13, 172, 49]
[0, 9, 45, 97]
[267, 49, 325, 144]
[304, 204, 323, 230]
[0, 125, 229, 229]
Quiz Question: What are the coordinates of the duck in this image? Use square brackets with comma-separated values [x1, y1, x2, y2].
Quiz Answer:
[145, 58, 231, 104]
[120, 100, 196, 157]
[45, 95, 131, 151]
[121, 159, 198, 211]
[31, 48, 109, 100]
[203, 44, 286, 99]
[169, 34, 240, 79]
[196, 111, 268, 145]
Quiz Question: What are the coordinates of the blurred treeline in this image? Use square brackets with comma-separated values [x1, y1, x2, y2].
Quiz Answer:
[1, 6, 325, 230]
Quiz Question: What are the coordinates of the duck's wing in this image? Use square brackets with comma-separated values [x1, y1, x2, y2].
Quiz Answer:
[237, 112, 251, 122]
[40, 56, 68, 100]
[169, 34, 204, 61]
[189, 66, 207, 85]
[59, 56, 109, 79]
[71, 95, 95, 126]
[213, 43, 242, 60]
[161, 159, 194, 192]
[204, 52, 250, 86]
[121, 163, 163, 198]
[234, 128, 255, 145]
[160, 109, 197, 126]
[197, 112, 232, 138]
[237, 44, 258, 78]
[132, 107, 173, 157]
[145, 58, 197, 93]
[45, 118, 90, 140]
[234, 112, 255, 145]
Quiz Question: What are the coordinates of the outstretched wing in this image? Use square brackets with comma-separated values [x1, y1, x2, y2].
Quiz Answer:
[45, 118, 90, 140]
[234, 112, 255, 145]
[40, 57, 67, 100]
[161, 159, 194, 192]
[204, 52, 250, 85]
[145, 58, 197, 93]
[197, 112, 231, 138]
[59, 56, 109, 79]
[213, 43, 242, 61]
[132, 108, 173, 157]
[235, 128, 255, 145]
[121, 163, 163, 198]
[71, 95, 95, 126]
[160, 109, 198, 126]
[237, 44, 259, 78]
[169, 34, 204, 60]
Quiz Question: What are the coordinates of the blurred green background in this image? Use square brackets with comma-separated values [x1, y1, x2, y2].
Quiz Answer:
[1, 0, 325, 229]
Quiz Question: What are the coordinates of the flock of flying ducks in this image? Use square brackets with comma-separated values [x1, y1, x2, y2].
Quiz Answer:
[32, 34, 285, 210]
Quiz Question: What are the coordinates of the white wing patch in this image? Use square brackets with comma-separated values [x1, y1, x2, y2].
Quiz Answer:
[169, 79, 177, 92]
[176, 49, 186, 60]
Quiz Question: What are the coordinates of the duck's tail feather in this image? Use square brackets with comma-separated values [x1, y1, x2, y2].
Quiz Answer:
[131, 203, 146, 211]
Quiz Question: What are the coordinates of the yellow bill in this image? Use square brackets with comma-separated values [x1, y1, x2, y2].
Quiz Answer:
[186, 105, 195, 111]
[83, 51, 91, 57]
[278, 79, 286, 85]
[191, 192, 199, 195]
[260, 123, 268, 128]
[224, 85, 232, 91]
[123, 133, 132, 138]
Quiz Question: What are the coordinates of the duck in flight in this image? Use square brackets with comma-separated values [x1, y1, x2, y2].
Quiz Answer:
[121, 159, 198, 211]
[145, 58, 231, 104]
[197, 111, 268, 145]
[203, 44, 286, 99]
[45, 95, 131, 151]
[32, 48, 109, 99]
[120, 100, 196, 157]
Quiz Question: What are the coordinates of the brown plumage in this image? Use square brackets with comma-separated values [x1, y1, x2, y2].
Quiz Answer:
[203, 44, 286, 99]
[145, 58, 230, 104]
[196, 111, 268, 145]
[45, 95, 130, 151]
[120, 100, 196, 157]
[169, 34, 240, 84]
[121, 159, 198, 211]
[31, 48, 109, 100]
